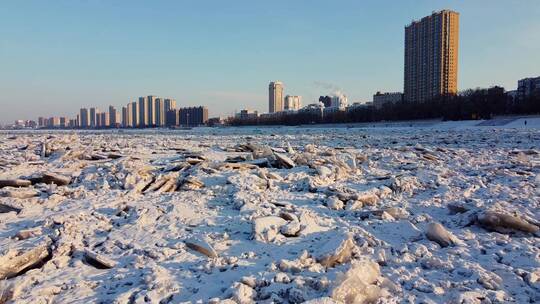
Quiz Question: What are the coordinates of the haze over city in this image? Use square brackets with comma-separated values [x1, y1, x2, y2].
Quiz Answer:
[1, 0, 540, 124]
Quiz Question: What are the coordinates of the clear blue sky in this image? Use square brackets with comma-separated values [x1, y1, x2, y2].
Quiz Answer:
[1, 0, 539, 123]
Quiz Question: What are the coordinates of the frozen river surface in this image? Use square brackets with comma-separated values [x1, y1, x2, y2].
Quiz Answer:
[0, 126, 539, 303]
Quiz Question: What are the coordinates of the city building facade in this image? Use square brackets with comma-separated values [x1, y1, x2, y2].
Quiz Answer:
[373, 92, 404, 109]
[165, 98, 176, 113]
[237, 109, 259, 120]
[166, 109, 179, 127]
[156, 98, 165, 127]
[109, 106, 118, 127]
[130, 101, 139, 127]
[147, 95, 157, 126]
[179, 106, 208, 126]
[269, 81, 284, 113]
[138, 97, 148, 127]
[89, 107, 99, 127]
[404, 10, 459, 103]
[330, 94, 348, 109]
[79, 108, 90, 128]
[517, 76, 540, 101]
[284, 95, 302, 111]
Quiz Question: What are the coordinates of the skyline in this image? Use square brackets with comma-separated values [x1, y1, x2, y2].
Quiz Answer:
[1, 1, 540, 124]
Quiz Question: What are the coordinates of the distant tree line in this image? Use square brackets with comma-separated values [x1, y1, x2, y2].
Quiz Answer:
[231, 87, 540, 126]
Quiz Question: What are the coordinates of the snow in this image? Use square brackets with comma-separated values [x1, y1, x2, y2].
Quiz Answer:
[0, 123, 539, 303]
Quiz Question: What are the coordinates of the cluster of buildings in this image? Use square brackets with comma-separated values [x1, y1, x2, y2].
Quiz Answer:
[25, 96, 209, 130]
[236, 10, 460, 121]
[7, 10, 540, 130]
[234, 9, 538, 123]
[268, 81, 304, 113]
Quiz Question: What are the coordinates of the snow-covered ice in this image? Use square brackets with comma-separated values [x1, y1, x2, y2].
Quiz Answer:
[0, 125, 538, 303]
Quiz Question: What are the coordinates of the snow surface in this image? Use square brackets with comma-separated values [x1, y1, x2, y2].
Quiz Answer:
[0, 124, 539, 303]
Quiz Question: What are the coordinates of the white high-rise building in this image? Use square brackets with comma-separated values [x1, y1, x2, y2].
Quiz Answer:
[269, 81, 284, 113]
[156, 98, 166, 126]
[90, 107, 99, 127]
[122, 106, 129, 127]
[79, 108, 90, 128]
[138, 97, 148, 127]
[330, 94, 348, 109]
[284, 95, 302, 111]
[147, 95, 157, 126]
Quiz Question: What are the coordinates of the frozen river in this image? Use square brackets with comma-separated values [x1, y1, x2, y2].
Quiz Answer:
[0, 125, 538, 303]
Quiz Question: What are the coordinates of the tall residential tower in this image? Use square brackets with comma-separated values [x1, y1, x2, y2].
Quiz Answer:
[404, 10, 459, 103]
[269, 81, 284, 113]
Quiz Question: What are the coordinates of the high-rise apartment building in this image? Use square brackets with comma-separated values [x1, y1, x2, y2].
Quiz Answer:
[517, 76, 540, 101]
[38, 117, 46, 128]
[138, 97, 148, 127]
[80, 108, 90, 128]
[284, 95, 302, 111]
[147, 95, 157, 126]
[130, 101, 139, 127]
[164, 98, 176, 112]
[156, 98, 166, 126]
[89, 107, 99, 127]
[97, 112, 109, 128]
[269, 81, 284, 113]
[109, 106, 118, 127]
[179, 106, 208, 126]
[166, 109, 179, 127]
[404, 10, 459, 103]
[122, 106, 129, 127]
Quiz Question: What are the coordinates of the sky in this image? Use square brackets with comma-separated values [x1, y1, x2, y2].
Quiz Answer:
[1, 0, 539, 123]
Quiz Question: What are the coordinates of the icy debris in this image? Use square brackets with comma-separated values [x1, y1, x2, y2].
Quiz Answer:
[279, 211, 299, 222]
[356, 192, 379, 206]
[274, 152, 295, 169]
[252, 216, 287, 242]
[84, 249, 117, 269]
[317, 166, 333, 177]
[0, 236, 52, 280]
[179, 176, 205, 190]
[219, 162, 259, 170]
[303, 298, 340, 304]
[326, 196, 344, 210]
[40, 172, 71, 186]
[226, 282, 256, 304]
[0, 179, 32, 188]
[0, 188, 40, 199]
[476, 211, 539, 234]
[0, 128, 538, 302]
[330, 260, 389, 304]
[390, 175, 421, 195]
[184, 238, 218, 258]
[15, 227, 43, 240]
[526, 270, 540, 290]
[425, 222, 463, 247]
[240, 276, 257, 288]
[477, 270, 503, 290]
[280, 221, 302, 237]
[0, 203, 21, 214]
[287, 287, 306, 303]
[317, 233, 356, 267]
[447, 202, 471, 214]
[357, 207, 409, 220]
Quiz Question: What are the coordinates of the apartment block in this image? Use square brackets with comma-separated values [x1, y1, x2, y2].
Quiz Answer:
[404, 10, 459, 102]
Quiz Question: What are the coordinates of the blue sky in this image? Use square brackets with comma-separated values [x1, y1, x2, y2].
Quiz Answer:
[1, 0, 539, 123]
